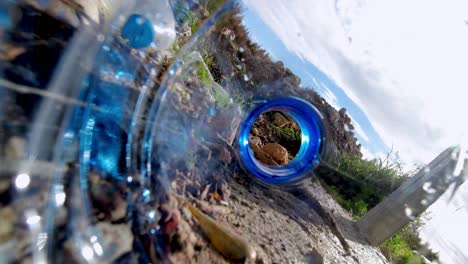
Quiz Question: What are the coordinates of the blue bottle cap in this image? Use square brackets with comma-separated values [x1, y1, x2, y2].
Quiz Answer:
[121, 14, 155, 49]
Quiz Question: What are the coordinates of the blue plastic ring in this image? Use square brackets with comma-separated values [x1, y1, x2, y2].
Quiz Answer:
[238, 97, 325, 185]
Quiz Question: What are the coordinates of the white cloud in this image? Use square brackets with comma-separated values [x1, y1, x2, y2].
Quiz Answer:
[360, 145, 373, 159]
[347, 112, 370, 142]
[244, 0, 468, 167]
[242, 1, 468, 262]
[320, 83, 339, 110]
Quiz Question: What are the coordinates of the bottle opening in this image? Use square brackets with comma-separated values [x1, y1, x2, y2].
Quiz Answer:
[239, 97, 325, 185]
[249, 111, 301, 166]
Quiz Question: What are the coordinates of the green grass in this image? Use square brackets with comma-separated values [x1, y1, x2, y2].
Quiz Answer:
[275, 126, 301, 142]
[196, 62, 211, 85]
[206, 0, 226, 14]
[383, 229, 424, 264]
[321, 155, 439, 263]
[195, 60, 230, 108]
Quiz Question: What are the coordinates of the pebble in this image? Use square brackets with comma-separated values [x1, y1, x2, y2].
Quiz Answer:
[5, 136, 26, 159]
[96, 222, 133, 262]
[0, 207, 15, 243]
[262, 143, 289, 165]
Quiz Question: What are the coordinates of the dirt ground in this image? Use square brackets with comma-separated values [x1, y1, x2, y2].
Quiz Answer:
[181, 173, 389, 264]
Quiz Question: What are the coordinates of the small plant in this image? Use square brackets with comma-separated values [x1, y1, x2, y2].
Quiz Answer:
[196, 62, 211, 85]
[275, 126, 301, 142]
[206, 0, 226, 14]
[320, 154, 439, 263]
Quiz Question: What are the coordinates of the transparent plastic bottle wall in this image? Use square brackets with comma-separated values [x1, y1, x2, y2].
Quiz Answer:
[1, 0, 467, 263]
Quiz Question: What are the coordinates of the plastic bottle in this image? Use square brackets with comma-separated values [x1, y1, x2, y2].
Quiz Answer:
[3, 0, 463, 263]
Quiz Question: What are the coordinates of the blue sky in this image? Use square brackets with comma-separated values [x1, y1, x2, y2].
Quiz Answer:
[238, 1, 468, 263]
[239, 0, 468, 170]
[241, 6, 390, 159]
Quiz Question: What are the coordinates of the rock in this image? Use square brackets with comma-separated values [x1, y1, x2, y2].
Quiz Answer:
[250, 144, 279, 166]
[0, 207, 15, 243]
[251, 127, 259, 136]
[272, 113, 290, 127]
[0, 239, 17, 264]
[338, 107, 347, 116]
[0, 179, 11, 197]
[110, 198, 128, 222]
[97, 222, 133, 262]
[0, 44, 26, 61]
[249, 135, 262, 147]
[261, 143, 289, 165]
[305, 248, 324, 264]
[5, 136, 26, 159]
[88, 174, 127, 220]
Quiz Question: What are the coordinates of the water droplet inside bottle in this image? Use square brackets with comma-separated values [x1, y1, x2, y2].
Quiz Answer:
[422, 182, 436, 194]
[15, 173, 30, 190]
[81, 245, 94, 261]
[405, 207, 415, 220]
[97, 34, 105, 42]
[26, 212, 41, 226]
[93, 242, 104, 256]
[55, 190, 66, 207]
[147, 210, 157, 222]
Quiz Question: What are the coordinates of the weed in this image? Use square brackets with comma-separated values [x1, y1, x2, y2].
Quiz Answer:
[320, 155, 439, 262]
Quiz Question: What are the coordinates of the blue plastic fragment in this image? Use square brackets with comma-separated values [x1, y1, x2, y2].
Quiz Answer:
[0, 8, 10, 28]
[121, 14, 155, 49]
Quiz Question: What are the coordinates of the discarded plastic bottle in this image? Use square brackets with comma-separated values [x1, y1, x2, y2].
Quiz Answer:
[2, 0, 466, 263]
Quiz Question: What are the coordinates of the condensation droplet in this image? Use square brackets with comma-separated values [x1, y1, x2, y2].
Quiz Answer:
[26, 214, 41, 226]
[147, 210, 156, 221]
[15, 173, 30, 190]
[93, 242, 104, 256]
[422, 182, 436, 194]
[81, 245, 94, 261]
[239, 46, 245, 53]
[451, 150, 458, 160]
[405, 207, 415, 220]
[243, 74, 249, 81]
[97, 34, 105, 42]
[241, 58, 245, 62]
[55, 191, 66, 207]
